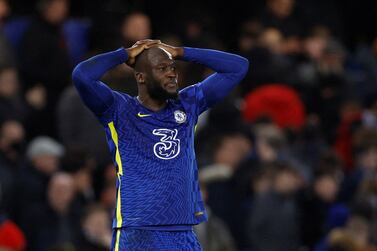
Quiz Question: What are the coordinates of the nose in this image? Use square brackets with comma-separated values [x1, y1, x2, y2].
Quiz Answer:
[166, 68, 177, 79]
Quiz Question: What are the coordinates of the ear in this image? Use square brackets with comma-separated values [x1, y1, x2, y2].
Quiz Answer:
[134, 72, 145, 84]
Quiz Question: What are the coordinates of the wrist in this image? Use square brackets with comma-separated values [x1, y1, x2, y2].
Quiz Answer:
[175, 47, 184, 59]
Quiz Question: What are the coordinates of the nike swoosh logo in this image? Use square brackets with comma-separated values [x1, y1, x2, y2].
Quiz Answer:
[137, 112, 152, 118]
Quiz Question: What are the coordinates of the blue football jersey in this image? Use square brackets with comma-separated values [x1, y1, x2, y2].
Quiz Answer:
[96, 84, 208, 228]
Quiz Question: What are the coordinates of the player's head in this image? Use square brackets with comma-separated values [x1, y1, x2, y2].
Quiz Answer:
[133, 47, 178, 101]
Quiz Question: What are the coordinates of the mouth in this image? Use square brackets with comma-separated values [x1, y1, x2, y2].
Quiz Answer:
[165, 81, 178, 89]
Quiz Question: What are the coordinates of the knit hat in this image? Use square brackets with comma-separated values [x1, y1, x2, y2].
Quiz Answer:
[26, 136, 64, 159]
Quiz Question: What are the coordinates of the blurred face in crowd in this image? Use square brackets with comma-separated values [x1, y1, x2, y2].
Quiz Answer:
[358, 146, 377, 172]
[252, 170, 274, 195]
[121, 13, 151, 44]
[267, 0, 295, 19]
[73, 167, 93, 194]
[43, 0, 69, 24]
[273, 169, 301, 195]
[256, 138, 278, 163]
[314, 175, 339, 202]
[345, 216, 370, 247]
[32, 154, 60, 175]
[213, 134, 252, 169]
[0, 120, 25, 161]
[303, 36, 327, 60]
[48, 173, 75, 214]
[238, 20, 262, 52]
[0, 68, 19, 98]
[258, 28, 283, 54]
[82, 207, 112, 246]
[0, 0, 9, 20]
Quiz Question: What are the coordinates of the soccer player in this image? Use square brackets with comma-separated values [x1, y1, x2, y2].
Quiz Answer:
[72, 39, 249, 250]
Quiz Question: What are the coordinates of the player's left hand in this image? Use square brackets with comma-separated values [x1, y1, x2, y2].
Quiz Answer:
[146, 42, 184, 59]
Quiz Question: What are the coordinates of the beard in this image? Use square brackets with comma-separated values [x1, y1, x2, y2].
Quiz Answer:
[146, 81, 178, 101]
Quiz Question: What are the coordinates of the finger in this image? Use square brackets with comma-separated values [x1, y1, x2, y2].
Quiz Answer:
[138, 39, 157, 44]
[145, 44, 159, 49]
[145, 41, 161, 47]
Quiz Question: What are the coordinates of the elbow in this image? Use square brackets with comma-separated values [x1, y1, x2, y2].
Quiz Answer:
[71, 63, 85, 86]
[237, 56, 250, 79]
[240, 56, 250, 76]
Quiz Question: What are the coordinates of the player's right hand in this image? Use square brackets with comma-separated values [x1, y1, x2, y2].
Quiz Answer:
[126, 39, 161, 67]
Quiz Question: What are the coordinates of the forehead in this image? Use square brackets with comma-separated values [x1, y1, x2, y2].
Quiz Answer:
[148, 48, 174, 67]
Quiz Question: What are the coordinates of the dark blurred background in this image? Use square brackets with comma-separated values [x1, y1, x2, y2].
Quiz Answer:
[0, 0, 376, 250]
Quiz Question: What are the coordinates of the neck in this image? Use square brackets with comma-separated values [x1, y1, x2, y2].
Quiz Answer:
[137, 94, 167, 112]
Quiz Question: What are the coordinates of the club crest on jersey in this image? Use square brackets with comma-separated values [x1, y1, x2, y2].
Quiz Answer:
[174, 110, 186, 123]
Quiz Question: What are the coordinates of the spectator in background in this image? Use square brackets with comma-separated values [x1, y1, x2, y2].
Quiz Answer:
[0, 120, 25, 214]
[354, 37, 377, 100]
[12, 136, 64, 223]
[355, 173, 377, 244]
[237, 20, 263, 55]
[298, 153, 345, 250]
[318, 215, 377, 251]
[248, 163, 303, 251]
[76, 205, 112, 251]
[60, 146, 96, 210]
[0, 0, 16, 68]
[340, 128, 377, 203]
[0, 66, 28, 122]
[333, 99, 363, 171]
[19, 0, 71, 137]
[97, 12, 153, 97]
[252, 122, 308, 178]
[21, 172, 80, 251]
[362, 100, 377, 131]
[96, 163, 117, 217]
[194, 181, 236, 251]
[257, 0, 304, 59]
[238, 27, 294, 94]
[120, 12, 151, 48]
[200, 132, 252, 183]
[0, 120, 25, 167]
[229, 162, 276, 249]
[299, 36, 350, 143]
[258, 0, 304, 37]
[57, 86, 111, 166]
[296, 26, 330, 89]
[181, 16, 223, 85]
[253, 122, 285, 163]
[200, 131, 252, 235]
[75, 204, 112, 251]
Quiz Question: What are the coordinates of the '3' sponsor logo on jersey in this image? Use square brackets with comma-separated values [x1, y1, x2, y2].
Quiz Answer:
[152, 129, 180, 160]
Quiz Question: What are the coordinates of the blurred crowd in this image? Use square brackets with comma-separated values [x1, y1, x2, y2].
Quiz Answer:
[0, 0, 376, 250]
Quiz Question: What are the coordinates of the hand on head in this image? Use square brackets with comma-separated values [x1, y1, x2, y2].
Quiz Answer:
[126, 39, 183, 67]
[126, 39, 161, 66]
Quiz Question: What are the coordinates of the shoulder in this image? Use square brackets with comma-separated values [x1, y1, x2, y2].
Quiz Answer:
[179, 84, 199, 98]
[178, 84, 208, 116]
[96, 91, 135, 124]
[109, 91, 136, 110]
[178, 84, 206, 105]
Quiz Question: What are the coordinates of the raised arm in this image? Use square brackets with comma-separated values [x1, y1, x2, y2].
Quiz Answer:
[72, 48, 127, 115]
[182, 47, 249, 107]
[72, 39, 161, 115]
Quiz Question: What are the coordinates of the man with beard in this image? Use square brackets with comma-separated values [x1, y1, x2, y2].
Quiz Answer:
[72, 39, 249, 250]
